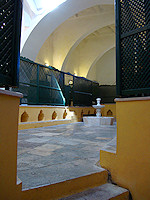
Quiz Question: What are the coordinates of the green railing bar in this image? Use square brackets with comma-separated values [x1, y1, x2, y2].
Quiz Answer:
[73, 90, 92, 96]
[19, 82, 37, 87]
[39, 85, 61, 91]
[26, 102, 65, 106]
[19, 82, 61, 91]
[20, 57, 53, 70]
[37, 64, 39, 104]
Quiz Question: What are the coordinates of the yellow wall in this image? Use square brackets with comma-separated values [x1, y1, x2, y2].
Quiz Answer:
[100, 97, 150, 200]
[19, 106, 75, 122]
[0, 90, 22, 200]
[101, 104, 116, 119]
[0, 89, 115, 199]
[0, 90, 109, 200]
[19, 104, 116, 130]
[18, 106, 77, 130]
[2, 89, 150, 200]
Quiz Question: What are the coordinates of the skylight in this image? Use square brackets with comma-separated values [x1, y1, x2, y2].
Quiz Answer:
[21, 0, 67, 51]
[26, 0, 67, 15]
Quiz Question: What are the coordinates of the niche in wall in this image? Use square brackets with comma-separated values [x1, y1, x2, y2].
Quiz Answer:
[107, 109, 113, 116]
[38, 110, 44, 121]
[81, 110, 84, 118]
[21, 111, 29, 122]
[52, 111, 57, 120]
[63, 110, 67, 119]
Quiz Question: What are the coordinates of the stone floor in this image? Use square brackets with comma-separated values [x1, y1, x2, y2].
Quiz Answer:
[17, 122, 117, 190]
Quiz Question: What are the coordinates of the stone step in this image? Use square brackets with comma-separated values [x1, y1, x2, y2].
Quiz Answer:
[22, 169, 108, 200]
[59, 183, 129, 200]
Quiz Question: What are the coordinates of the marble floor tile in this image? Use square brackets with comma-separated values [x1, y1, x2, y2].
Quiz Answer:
[17, 122, 116, 189]
[25, 138, 50, 143]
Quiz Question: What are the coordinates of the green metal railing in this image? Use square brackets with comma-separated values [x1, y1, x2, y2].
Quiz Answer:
[13, 57, 65, 105]
[13, 57, 100, 106]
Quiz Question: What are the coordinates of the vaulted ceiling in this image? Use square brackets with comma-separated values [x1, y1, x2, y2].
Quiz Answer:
[21, 0, 115, 85]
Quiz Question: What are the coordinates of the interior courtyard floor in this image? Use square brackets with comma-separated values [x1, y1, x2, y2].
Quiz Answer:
[17, 122, 117, 190]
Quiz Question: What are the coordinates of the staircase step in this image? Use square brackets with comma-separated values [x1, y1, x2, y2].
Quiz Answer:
[59, 183, 129, 200]
[22, 169, 108, 200]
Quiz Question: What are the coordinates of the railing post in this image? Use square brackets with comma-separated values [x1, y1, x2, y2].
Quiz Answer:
[37, 64, 40, 104]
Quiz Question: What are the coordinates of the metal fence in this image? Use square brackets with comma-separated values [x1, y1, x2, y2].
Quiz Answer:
[13, 57, 100, 106]
[13, 58, 65, 105]
[116, 0, 150, 96]
[73, 76, 92, 106]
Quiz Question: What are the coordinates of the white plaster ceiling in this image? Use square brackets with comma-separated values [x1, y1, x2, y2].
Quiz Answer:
[21, 0, 114, 60]
[21, 0, 115, 85]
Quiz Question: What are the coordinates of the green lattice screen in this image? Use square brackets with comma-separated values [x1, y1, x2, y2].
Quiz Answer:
[116, 0, 150, 96]
[0, 0, 22, 87]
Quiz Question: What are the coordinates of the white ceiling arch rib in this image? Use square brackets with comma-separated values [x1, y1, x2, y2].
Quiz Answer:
[61, 23, 114, 71]
[21, 0, 114, 61]
[63, 25, 115, 78]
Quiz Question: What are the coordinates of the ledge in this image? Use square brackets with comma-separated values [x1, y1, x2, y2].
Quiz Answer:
[20, 105, 68, 108]
[115, 96, 150, 102]
[0, 89, 23, 98]
[69, 106, 93, 108]
[18, 119, 73, 130]
[19, 119, 71, 125]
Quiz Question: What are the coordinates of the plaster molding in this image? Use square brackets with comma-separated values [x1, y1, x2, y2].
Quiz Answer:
[115, 97, 150, 102]
[0, 89, 23, 98]
[20, 105, 68, 108]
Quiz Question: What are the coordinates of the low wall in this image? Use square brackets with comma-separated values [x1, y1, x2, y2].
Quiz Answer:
[101, 104, 116, 119]
[19, 104, 116, 130]
[100, 97, 150, 200]
[0, 89, 117, 199]
[0, 89, 22, 200]
[19, 106, 77, 130]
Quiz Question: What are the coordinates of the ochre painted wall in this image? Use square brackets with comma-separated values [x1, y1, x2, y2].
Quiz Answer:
[101, 104, 116, 119]
[3, 90, 150, 199]
[100, 97, 150, 200]
[19, 106, 75, 123]
[18, 106, 77, 130]
[0, 90, 22, 200]
[18, 104, 116, 130]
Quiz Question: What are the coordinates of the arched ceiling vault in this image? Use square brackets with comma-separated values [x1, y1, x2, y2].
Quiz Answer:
[86, 47, 116, 85]
[61, 5, 114, 71]
[21, 0, 114, 61]
[87, 46, 115, 78]
[63, 25, 115, 78]
[35, 5, 115, 71]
